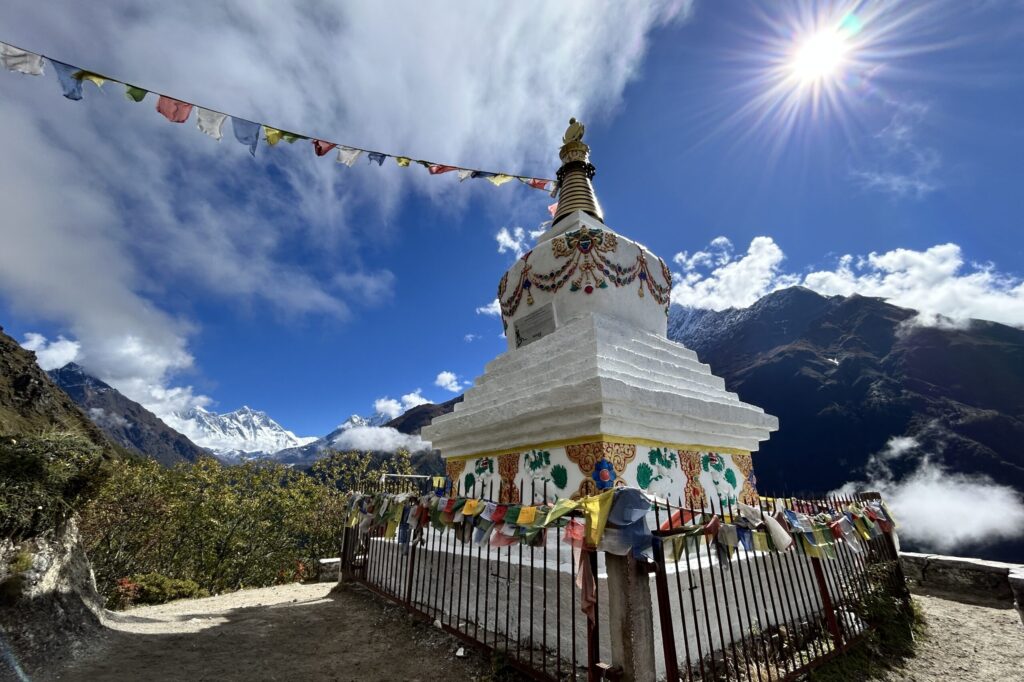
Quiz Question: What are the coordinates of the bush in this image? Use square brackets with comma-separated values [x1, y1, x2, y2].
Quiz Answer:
[81, 450, 414, 607]
[114, 573, 209, 608]
[0, 432, 110, 541]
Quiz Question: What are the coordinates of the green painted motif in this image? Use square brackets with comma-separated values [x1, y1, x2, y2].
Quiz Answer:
[701, 452, 738, 507]
[637, 447, 678, 491]
[522, 450, 567, 490]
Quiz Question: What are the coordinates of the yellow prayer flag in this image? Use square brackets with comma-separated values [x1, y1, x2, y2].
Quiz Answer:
[800, 535, 821, 559]
[385, 520, 398, 539]
[395, 156, 412, 167]
[582, 490, 615, 548]
[432, 476, 445, 488]
[75, 71, 105, 87]
[263, 126, 284, 146]
[517, 506, 537, 525]
[487, 173, 513, 186]
[463, 499, 482, 516]
[543, 498, 579, 527]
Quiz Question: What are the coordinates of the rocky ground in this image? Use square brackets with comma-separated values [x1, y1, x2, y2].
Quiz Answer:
[13, 583, 1023, 681]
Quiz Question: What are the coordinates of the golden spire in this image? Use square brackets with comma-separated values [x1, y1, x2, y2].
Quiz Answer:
[552, 117, 604, 226]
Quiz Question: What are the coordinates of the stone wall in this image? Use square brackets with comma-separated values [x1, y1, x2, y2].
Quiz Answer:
[900, 552, 1024, 625]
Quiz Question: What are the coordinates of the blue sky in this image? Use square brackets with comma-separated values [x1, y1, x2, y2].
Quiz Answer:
[1, 1, 1023, 439]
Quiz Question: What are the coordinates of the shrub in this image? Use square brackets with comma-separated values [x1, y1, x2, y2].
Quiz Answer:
[114, 573, 209, 608]
[0, 432, 110, 541]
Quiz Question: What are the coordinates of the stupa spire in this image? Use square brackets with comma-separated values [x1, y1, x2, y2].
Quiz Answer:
[552, 117, 604, 226]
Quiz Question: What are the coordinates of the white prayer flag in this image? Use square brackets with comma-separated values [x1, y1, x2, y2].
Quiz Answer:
[196, 108, 227, 141]
[0, 43, 45, 76]
[336, 146, 362, 166]
[457, 169, 474, 182]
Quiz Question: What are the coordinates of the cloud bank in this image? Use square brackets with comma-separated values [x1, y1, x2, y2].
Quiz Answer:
[21, 333, 81, 370]
[835, 436, 1024, 552]
[1, 0, 691, 422]
[373, 390, 430, 421]
[671, 236, 1024, 327]
[330, 425, 431, 453]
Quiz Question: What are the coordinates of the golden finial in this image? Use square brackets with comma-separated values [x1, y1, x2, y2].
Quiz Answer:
[553, 117, 604, 225]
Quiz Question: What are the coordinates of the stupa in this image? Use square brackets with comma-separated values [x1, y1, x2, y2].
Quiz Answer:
[423, 119, 778, 509]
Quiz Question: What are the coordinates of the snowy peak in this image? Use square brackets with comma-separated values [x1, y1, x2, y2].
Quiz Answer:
[176, 405, 316, 456]
[334, 412, 390, 432]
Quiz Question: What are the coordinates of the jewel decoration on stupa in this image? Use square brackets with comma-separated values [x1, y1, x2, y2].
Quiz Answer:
[423, 119, 779, 509]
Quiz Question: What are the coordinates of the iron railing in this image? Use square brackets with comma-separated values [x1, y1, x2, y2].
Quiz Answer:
[340, 477, 604, 681]
[339, 482, 908, 682]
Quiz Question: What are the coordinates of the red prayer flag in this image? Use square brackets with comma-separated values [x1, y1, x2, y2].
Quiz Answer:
[528, 178, 549, 191]
[548, 202, 558, 217]
[428, 164, 458, 175]
[491, 505, 508, 524]
[313, 139, 337, 156]
[155, 96, 193, 123]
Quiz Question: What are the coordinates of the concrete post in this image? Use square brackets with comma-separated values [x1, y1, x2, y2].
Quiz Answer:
[605, 553, 657, 682]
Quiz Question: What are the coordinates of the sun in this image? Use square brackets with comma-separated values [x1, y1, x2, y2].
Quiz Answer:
[790, 28, 850, 85]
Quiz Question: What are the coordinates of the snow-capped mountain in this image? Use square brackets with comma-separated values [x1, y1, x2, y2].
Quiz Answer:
[173, 405, 316, 458]
[334, 412, 390, 432]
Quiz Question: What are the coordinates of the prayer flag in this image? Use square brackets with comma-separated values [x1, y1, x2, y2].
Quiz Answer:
[457, 169, 474, 181]
[156, 96, 193, 123]
[231, 117, 260, 156]
[503, 506, 521, 525]
[0, 43, 44, 75]
[313, 139, 336, 156]
[491, 505, 508, 524]
[428, 164, 458, 175]
[50, 60, 83, 100]
[462, 499, 482, 516]
[736, 526, 754, 551]
[337, 147, 362, 166]
[544, 498, 578, 527]
[582, 489, 615, 547]
[718, 524, 739, 548]
[517, 506, 537, 525]
[471, 171, 496, 180]
[519, 177, 550, 191]
[548, 202, 558, 217]
[487, 174, 513, 186]
[704, 514, 721, 538]
[752, 531, 771, 553]
[658, 507, 695, 531]
[125, 85, 147, 102]
[395, 156, 411, 167]
[263, 126, 285, 146]
[763, 513, 793, 552]
[76, 71, 105, 88]
[367, 152, 386, 166]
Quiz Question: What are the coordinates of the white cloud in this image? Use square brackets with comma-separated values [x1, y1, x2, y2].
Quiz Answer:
[330, 425, 431, 453]
[87, 407, 131, 430]
[835, 436, 1024, 552]
[434, 370, 464, 393]
[494, 224, 552, 260]
[373, 389, 430, 420]
[671, 236, 1024, 327]
[476, 299, 502, 317]
[21, 333, 80, 370]
[0, 0, 690, 423]
[671, 236, 799, 310]
[464, 333, 481, 343]
[851, 98, 941, 199]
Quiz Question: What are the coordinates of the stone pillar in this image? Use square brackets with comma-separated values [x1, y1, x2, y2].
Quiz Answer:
[605, 553, 657, 682]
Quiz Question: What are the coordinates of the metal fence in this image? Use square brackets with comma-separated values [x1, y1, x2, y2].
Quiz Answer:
[339, 481, 908, 682]
[340, 477, 603, 681]
[649, 492, 909, 681]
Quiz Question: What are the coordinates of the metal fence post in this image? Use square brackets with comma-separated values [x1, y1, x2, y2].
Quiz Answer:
[605, 551, 657, 682]
[650, 537, 680, 682]
[810, 555, 844, 650]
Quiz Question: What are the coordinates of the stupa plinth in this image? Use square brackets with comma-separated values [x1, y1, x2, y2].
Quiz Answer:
[423, 120, 778, 509]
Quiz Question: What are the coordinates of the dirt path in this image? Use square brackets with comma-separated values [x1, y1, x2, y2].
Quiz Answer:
[33, 585, 1024, 681]
[37, 583, 492, 682]
[880, 594, 1024, 682]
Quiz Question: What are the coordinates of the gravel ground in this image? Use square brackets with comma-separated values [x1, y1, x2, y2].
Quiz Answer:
[29, 584, 1024, 681]
[879, 594, 1024, 682]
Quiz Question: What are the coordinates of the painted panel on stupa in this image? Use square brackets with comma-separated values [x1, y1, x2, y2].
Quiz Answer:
[451, 440, 758, 513]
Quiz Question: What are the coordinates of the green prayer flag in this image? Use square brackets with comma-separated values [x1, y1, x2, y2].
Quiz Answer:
[125, 85, 147, 102]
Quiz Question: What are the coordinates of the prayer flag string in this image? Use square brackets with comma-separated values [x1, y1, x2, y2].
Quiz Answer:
[0, 39, 556, 192]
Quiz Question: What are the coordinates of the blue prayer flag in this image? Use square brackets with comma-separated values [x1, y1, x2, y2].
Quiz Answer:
[367, 152, 386, 166]
[471, 171, 496, 179]
[50, 60, 83, 101]
[231, 117, 260, 157]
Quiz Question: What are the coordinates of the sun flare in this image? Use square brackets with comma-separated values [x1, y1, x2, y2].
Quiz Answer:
[790, 29, 849, 84]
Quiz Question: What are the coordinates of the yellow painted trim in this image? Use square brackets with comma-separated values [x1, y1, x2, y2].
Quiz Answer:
[446, 434, 752, 463]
